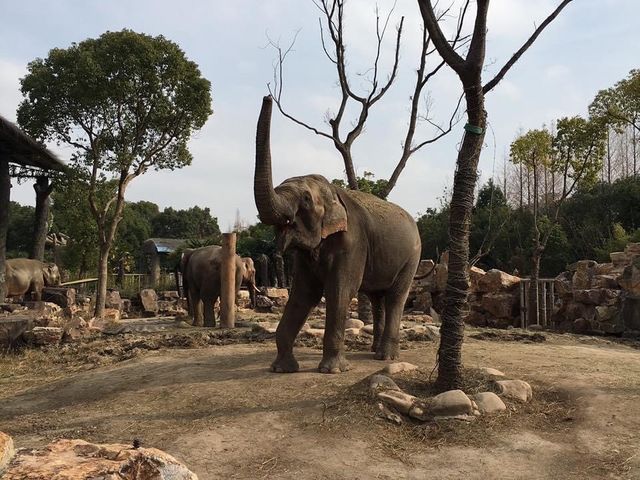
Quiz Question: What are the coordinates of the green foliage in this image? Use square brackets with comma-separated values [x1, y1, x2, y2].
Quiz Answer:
[510, 129, 553, 169]
[6, 202, 35, 258]
[332, 171, 389, 199]
[236, 223, 276, 258]
[152, 206, 221, 240]
[589, 69, 640, 130]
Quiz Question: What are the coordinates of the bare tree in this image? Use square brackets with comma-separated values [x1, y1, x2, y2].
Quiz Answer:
[417, 0, 574, 390]
[267, 0, 466, 198]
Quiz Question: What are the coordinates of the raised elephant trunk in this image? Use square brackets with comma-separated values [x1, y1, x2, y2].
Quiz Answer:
[254, 95, 293, 225]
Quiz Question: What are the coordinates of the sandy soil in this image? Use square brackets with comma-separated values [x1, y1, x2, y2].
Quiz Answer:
[1, 323, 639, 480]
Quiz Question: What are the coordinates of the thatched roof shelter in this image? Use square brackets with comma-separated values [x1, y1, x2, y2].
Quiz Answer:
[0, 115, 64, 171]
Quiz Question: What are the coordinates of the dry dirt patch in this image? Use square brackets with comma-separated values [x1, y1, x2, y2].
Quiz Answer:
[1, 327, 639, 479]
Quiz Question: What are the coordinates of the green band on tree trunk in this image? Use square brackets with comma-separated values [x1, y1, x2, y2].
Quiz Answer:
[464, 123, 484, 135]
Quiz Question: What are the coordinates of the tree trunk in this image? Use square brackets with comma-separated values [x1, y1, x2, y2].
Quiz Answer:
[31, 176, 53, 261]
[436, 85, 486, 392]
[94, 242, 110, 318]
[0, 159, 10, 303]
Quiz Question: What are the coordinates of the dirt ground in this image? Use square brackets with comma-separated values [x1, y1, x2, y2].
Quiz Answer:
[1, 316, 640, 480]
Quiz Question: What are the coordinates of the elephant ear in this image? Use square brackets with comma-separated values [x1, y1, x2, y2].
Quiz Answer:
[321, 189, 348, 239]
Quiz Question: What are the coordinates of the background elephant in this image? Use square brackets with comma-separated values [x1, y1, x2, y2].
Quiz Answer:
[254, 96, 421, 374]
[183, 245, 257, 327]
[5, 258, 61, 300]
[175, 248, 195, 316]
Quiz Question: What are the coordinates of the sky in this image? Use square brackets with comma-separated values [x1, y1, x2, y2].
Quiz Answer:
[1, 0, 638, 231]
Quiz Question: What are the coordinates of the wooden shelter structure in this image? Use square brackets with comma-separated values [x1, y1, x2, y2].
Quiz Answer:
[0, 115, 65, 302]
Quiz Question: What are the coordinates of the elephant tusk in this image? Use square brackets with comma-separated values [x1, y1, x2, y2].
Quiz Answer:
[252, 284, 261, 293]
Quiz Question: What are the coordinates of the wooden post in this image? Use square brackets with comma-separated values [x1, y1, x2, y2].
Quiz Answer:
[220, 232, 237, 328]
[31, 175, 53, 261]
[0, 160, 10, 303]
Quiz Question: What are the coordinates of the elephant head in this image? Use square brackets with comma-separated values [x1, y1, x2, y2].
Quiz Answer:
[43, 263, 61, 286]
[254, 96, 347, 252]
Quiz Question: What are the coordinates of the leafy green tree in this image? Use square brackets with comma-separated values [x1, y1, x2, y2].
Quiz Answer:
[6, 202, 35, 258]
[590, 69, 640, 134]
[152, 206, 221, 240]
[331, 171, 390, 199]
[18, 29, 212, 316]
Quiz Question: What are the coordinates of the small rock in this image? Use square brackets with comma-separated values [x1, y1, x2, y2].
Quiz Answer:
[0, 431, 14, 474]
[494, 379, 533, 402]
[369, 374, 401, 393]
[383, 362, 419, 375]
[251, 322, 278, 334]
[304, 328, 325, 338]
[377, 402, 403, 424]
[345, 327, 360, 336]
[479, 367, 505, 377]
[472, 392, 507, 413]
[345, 318, 365, 329]
[428, 389, 474, 417]
[377, 390, 429, 420]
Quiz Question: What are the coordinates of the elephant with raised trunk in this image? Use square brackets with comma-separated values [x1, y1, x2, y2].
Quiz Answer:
[182, 245, 257, 327]
[5, 258, 61, 300]
[254, 96, 421, 374]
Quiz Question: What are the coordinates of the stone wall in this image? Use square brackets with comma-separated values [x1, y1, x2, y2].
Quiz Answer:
[553, 243, 640, 334]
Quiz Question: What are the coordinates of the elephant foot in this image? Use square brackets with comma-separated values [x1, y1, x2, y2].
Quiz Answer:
[374, 342, 399, 361]
[318, 354, 351, 374]
[271, 352, 299, 373]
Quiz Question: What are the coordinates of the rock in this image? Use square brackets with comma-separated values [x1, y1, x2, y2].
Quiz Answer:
[88, 309, 124, 334]
[593, 274, 620, 289]
[554, 272, 574, 298]
[251, 322, 278, 334]
[425, 325, 440, 338]
[160, 290, 180, 300]
[361, 324, 374, 335]
[24, 326, 63, 346]
[469, 266, 486, 292]
[414, 259, 436, 288]
[481, 292, 517, 318]
[618, 257, 640, 296]
[610, 251, 628, 267]
[369, 374, 401, 393]
[479, 367, 505, 377]
[263, 288, 289, 307]
[42, 287, 76, 308]
[139, 289, 159, 314]
[401, 325, 437, 341]
[572, 318, 591, 333]
[621, 296, 640, 330]
[595, 305, 619, 323]
[255, 295, 274, 311]
[572, 260, 597, 290]
[122, 298, 132, 313]
[0, 315, 34, 348]
[472, 392, 506, 414]
[344, 327, 361, 336]
[625, 242, 640, 258]
[3, 438, 198, 480]
[412, 291, 433, 312]
[465, 309, 487, 327]
[434, 264, 448, 292]
[429, 307, 441, 324]
[428, 389, 474, 417]
[383, 362, 419, 375]
[377, 390, 429, 420]
[595, 263, 616, 275]
[0, 431, 14, 474]
[477, 269, 520, 293]
[494, 379, 533, 402]
[303, 328, 325, 338]
[573, 288, 620, 306]
[345, 318, 365, 329]
[377, 402, 404, 424]
[105, 289, 123, 311]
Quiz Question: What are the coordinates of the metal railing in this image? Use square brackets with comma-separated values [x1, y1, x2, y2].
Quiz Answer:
[68, 273, 177, 297]
[519, 278, 556, 328]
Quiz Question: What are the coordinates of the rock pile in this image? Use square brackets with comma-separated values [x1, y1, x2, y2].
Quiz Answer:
[0, 433, 198, 479]
[554, 243, 640, 334]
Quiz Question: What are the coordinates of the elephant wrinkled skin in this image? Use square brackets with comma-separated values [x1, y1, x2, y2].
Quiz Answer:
[254, 96, 421, 374]
[181, 246, 257, 327]
[5, 258, 61, 300]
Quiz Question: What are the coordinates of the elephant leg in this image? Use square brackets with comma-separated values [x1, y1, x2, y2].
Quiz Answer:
[369, 293, 385, 353]
[203, 295, 216, 328]
[272, 271, 323, 374]
[375, 268, 414, 361]
[319, 280, 357, 374]
[191, 290, 204, 327]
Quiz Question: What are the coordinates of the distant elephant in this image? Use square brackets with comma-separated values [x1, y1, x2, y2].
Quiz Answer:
[5, 258, 61, 300]
[254, 96, 421, 374]
[175, 248, 196, 316]
[183, 245, 258, 327]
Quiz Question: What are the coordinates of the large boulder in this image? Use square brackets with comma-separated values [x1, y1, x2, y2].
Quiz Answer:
[572, 260, 597, 290]
[477, 269, 520, 293]
[105, 290, 123, 311]
[618, 257, 640, 296]
[0, 431, 14, 474]
[3, 439, 198, 479]
[469, 266, 486, 292]
[427, 389, 474, 417]
[139, 289, 159, 315]
[263, 288, 289, 307]
[481, 292, 518, 319]
[24, 326, 63, 346]
[472, 392, 506, 414]
[412, 291, 433, 312]
[42, 287, 76, 308]
[610, 251, 628, 268]
[554, 272, 573, 298]
[573, 288, 621, 306]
